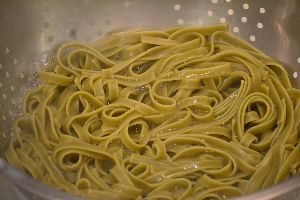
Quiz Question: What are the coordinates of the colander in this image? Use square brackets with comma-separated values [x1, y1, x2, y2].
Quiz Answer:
[0, 0, 300, 199]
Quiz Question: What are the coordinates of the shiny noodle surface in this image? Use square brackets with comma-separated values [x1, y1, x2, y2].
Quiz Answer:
[5, 25, 300, 200]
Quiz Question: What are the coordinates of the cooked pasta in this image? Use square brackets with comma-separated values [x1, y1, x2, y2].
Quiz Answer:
[5, 24, 300, 200]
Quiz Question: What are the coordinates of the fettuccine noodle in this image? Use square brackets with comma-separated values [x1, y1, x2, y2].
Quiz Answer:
[5, 24, 300, 199]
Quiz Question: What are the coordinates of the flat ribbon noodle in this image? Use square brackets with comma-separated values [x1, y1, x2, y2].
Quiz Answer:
[5, 25, 300, 200]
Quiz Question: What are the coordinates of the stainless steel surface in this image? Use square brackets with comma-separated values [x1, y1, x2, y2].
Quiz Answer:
[0, 0, 300, 199]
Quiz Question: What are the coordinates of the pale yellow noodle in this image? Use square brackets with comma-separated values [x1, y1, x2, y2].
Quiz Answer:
[5, 24, 300, 200]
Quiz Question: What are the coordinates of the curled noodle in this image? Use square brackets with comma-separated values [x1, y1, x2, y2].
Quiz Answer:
[6, 24, 300, 200]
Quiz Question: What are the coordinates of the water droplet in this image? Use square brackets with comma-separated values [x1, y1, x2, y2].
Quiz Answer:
[243, 3, 249, 9]
[174, 4, 181, 11]
[260, 8, 266, 13]
[228, 9, 234, 15]
[250, 35, 256, 42]
[293, 72, 298, 79]
[241, 17, 247, 23]
[5, 48, 10, 54]
[177, 18, 184, 25]
[207, 10, 213, 17]
[233, 27, 239, 33]
[13, 58, 18, 65]
[257, 22, 263, 29]
[219, 17, 226, 23]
